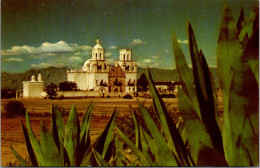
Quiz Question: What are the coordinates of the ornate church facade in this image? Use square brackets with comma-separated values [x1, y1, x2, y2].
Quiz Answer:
[67, 39, 137, 94]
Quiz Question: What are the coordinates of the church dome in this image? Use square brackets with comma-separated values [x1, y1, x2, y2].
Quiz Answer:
[83, 59, 91, 67]
[93, 39, 103, 49]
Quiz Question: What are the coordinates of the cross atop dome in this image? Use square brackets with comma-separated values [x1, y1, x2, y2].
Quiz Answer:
[96, 39, 100, 44]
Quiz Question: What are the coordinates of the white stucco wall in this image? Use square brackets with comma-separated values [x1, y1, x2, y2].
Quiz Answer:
[23, 81, 44, 98]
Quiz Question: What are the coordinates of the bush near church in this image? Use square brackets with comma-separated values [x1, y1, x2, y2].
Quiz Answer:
[4, 100, 26, 118]
[59, 81, 78, 91]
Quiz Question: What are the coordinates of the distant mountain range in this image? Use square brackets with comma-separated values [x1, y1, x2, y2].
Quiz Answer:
[1, 67, 219, 90]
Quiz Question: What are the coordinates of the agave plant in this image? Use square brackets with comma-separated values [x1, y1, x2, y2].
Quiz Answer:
[172, 3, 258, 166]
[10, 102, 118, 166]
[117, 3, 258, 167]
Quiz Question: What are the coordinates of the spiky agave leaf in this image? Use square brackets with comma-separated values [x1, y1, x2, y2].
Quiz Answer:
[76, 102, 93, 165]
[172, 32, 200, 118]
[40, 121, 63, 166]
[116, 127, 152, 166]
[20, 121, 38, 166]
[138, 103, 179, 166]
[217, 3, 245, 165]
[50, 105, 66, 165]
[64, 104, 80, 166]
[188, 23, 224, 155]
[146, 68, 190, 166]
[25, 111, 45, 166]
[132, 108, 141, 149]
[238, 6, 259, 42]
[92, 148, 109, 167]
[178, 87, 212, 165]
[81, 108, 118, 166]
[10, 146, 29, 166]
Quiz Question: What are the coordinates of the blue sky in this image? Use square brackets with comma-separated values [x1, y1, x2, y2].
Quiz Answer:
[1, 0, 258, 73]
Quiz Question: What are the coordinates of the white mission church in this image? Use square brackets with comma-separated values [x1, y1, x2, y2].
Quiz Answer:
[67, 39, 137, 94]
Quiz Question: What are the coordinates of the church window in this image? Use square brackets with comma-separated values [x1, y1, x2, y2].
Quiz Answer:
[127, 54, 129, 60]
[96, 53, 97, 60]
[124, 54, 125, 60]
[100, 53, 101, 59]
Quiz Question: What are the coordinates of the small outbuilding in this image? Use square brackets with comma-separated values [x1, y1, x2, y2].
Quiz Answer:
[23, 73, 44, 98]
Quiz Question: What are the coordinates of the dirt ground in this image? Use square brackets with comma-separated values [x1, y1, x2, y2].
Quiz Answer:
[1, 97, 178, 166]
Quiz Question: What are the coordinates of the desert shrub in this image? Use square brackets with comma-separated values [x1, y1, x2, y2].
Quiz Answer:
[59, 81, 78, 91]
[46, 83, 57, 99]
[4, 100, 26, 118]
[123, 94, 133, 99]
[1, 89, 16, 99]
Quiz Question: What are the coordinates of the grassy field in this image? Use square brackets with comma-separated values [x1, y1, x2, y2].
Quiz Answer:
[1, 97, 178, 166]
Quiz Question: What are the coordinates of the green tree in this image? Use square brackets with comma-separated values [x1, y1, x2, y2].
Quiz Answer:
[59, 81, 78, 91]
[137, 73, 148, 92]
[46, 83, 57, 99]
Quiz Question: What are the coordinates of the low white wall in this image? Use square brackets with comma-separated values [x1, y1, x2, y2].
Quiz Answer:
[57, 91, 100, 97]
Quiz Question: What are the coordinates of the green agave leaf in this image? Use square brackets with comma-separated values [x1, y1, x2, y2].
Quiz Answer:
[138, 103, 178, 166]
[236, 8, 245, 36]
[116, 147, 138, 164]
[80, 102, 92, 143]
[50, 105, 65, 165]
[10, 146, 29, 166]
[228, 65, 258, 166]
[25, 111, 45, 166]
[20, 121, 38, 166]
[76, 102, 92, 165]
[92, 148, 109, 167]
[217, 3, 244, 165]
[238, 7, 258, 41]
[142, 127, 159, 164]
[242, 15, 259, 86]
[116, 127, 152, 166]
[64, 104, 80, 166]
[197, 145, 228, 166]
[172, 31, 200, 118]
[132, 108, 141, 149]
[188, 23, 224, 155]
[40, 121, 63, 166]
[139, 127, 155, 165]
[81, 108, 117, 166]
[178, 87, 212, 165]
[146, 68, 190, 166]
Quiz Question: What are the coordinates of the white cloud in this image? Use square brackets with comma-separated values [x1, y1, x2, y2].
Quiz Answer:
[129, 39, 147, 46]
[4, 57, 24, 62]
[31, 62, 65, 69]
[31, 63, 52, 68]
[39, 41, 73, 53]
[177, 39, 188, 44]
[70, 43, 92, 51]
[152, 56, 160, 59]
[143, 59, 152, 63]
[109, 46, 118, 49]
[1, 41, 92, 56]
[105, 52, 113, 57]
[164, 50, 169, 53]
